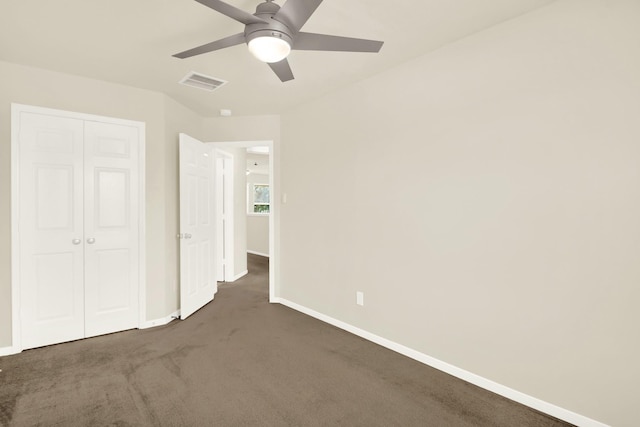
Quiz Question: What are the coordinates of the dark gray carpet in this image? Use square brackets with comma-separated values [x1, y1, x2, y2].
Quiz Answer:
[0, 254, 571, 426]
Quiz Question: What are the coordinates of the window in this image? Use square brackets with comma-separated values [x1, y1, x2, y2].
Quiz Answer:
[250, 184, 270, 214]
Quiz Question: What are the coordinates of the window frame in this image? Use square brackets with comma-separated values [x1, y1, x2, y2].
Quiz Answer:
[247, 182, 270, 216]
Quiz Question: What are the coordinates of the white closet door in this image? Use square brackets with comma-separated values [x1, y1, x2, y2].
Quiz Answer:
[83, 121, 140, 338]
[18, 112, 86, 349]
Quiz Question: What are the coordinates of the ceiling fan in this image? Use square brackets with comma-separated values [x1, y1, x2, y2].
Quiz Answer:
[173, 0, 384, 82]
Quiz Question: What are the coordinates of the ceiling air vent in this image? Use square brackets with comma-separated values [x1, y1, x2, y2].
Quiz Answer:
[179, 72, 227, 92]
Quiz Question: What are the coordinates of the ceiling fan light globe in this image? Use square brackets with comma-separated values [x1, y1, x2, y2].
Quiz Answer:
[248, 36, 291, 63]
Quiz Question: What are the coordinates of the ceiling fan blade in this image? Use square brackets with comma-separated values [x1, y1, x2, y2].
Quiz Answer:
[275, 0, 323, 33]
[194, 0, 268, 25]
[268, 59, 295, 82]
[293, 32, 384, 52]
[173, 33, 246, 59]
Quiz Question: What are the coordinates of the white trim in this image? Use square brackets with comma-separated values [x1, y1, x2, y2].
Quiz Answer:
[0, 345, 20, 357]
[228, 270, 248, 282]
[274, 297, 609, 427]
[213, 149, 235, 283]
[139, 310, 180, 329]
[223, 153, 234, 282]
[137, 124, 147, 330]
[247, 250, 269, 258]
[11, 103, 148, 128]
[10, 104, 22, 353]
[268, 142, 275, 302]
[10, 103, 147, 352]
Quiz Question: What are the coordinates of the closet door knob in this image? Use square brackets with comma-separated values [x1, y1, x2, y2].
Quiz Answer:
[72, 239, 82, 245]
[87, 238, 96, 244]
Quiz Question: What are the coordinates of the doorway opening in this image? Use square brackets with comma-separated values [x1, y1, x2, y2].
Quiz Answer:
[208, 140, 276, 302]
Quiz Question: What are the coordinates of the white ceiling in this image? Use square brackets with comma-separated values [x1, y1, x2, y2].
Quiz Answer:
[0, 0, 555, 117]
[247, 152, 269, 175]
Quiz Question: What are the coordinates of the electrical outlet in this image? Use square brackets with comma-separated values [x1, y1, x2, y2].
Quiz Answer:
[356, 291, 364, 306]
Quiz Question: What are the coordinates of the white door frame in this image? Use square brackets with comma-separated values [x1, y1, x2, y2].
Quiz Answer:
[9, 103, 146, 355]
[208, 140, 277, 302]
[214, 149, 234, 282]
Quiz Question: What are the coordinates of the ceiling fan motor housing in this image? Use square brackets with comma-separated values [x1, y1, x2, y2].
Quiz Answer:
[244, 1, 294, 46]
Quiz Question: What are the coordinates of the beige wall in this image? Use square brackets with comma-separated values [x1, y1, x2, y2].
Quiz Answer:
[279, 1, 640, 426]
[0, 61, 201, 345]
[247, 173, 270, 256]
[203, 115, 280, 143]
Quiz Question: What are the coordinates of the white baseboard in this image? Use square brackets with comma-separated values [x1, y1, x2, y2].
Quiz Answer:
[247, 250, 269, 257]
[139, 309, 180, 329]
[274, 297, 608, 427]
[1, 311, 182, 355]
[0, 345, 20, 357]
[228, 270, 248, 282]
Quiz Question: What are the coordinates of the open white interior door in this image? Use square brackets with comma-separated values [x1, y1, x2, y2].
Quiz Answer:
[215, 150, 234, 282]
[179, 133, 217, 319]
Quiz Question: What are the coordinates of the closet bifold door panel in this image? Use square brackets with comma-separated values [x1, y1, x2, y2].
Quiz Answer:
[16, 107, 142, 350]
[83, 121, 140, 338]
[18, 112, 86, 350]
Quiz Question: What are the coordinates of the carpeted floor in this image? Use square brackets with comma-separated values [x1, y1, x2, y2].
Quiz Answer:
[0, 254, 572, 426]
